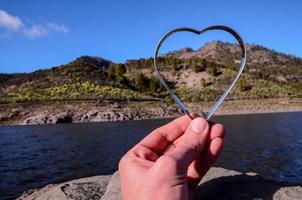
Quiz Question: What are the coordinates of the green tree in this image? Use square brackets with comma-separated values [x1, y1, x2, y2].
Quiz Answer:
[107, 66, 116, 80]
[206, 63, 218, 76]
[115, 74, 128, 85]
[134, 73, 148, 90]
[115, 64, 126, 76]
[150, 75, 164, 92]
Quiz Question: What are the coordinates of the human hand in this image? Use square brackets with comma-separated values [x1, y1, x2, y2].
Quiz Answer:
[119, 114, 225, 200]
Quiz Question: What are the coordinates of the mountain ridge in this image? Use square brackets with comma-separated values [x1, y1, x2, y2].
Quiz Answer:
[2, 41, 302, 76]
[0, 41, 301, 104]
[168, 41, 302, 67]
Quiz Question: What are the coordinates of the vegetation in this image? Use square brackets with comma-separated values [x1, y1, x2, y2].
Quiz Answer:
[191, 58, 206, 73]
[1, 41, 302, 104]
[0, 82, 152, 104]
[134, 73, 148, 90]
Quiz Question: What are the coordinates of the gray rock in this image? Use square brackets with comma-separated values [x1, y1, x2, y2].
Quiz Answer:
[23, 114, 49, 125]
[273, 186, 302, 199]
[112, 103, 121, 109]
[91, 111, 120, 122]
[23, 112, 73, 125]
[101, 172, 121, 200]
[51, 112, 73, 124]
[0, 112, 9, 121]
[194, 167, 302, 200]
[86, 110, 99, 119]
[17, 175, 112, 200]
[16, 167, 302, 200]
[0, 109, 20, 122]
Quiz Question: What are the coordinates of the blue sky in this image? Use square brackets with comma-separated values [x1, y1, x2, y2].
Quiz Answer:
[0, 0, 302, 73]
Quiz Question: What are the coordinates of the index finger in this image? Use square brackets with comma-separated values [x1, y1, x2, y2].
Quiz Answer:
[136, 113, 198, 154]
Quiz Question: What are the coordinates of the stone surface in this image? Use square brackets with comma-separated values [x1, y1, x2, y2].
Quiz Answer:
[23, 112, 73, 125]
[51, 112, 73, 124]
[17, 167, 302, 200]
[273, 186, 302, 200]
[101, 172, 121, 200]
[23, 114, 49, 125]
[194, 168, 301, 200]
[16, 175, 111, 200]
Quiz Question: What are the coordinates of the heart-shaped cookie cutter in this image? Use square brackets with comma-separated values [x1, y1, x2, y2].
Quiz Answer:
[154, 25, 247, 120]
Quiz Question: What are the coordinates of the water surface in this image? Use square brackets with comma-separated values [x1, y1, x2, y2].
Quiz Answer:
[0, 112, 302, 199]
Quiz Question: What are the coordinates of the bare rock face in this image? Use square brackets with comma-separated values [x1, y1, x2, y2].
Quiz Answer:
[0, 109, 20, 122]
[17, 167, 302, 200]
[273, 186, 302, 199]
[16, 175, 112, 200]
[51, 112, 73, 124]
[23, 114, 49, 125]
[194, 169, 302, 200]
[23, 112, 73, 125]
[100, 172, 121, 200]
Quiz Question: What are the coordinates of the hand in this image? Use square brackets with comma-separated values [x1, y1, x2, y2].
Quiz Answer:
[119, 114, 225, 200]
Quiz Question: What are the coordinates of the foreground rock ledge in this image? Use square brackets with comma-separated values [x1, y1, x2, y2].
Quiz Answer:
[17, 167, 302, 200]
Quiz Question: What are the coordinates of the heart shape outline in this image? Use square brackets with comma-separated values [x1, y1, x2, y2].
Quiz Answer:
[153, 25, 247, 120]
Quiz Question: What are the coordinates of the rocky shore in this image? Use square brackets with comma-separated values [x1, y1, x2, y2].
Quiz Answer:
[1, 98, 302, 125]
[17, 167, 302, 200]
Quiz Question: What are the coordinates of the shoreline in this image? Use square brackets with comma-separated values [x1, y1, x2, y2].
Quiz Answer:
[1, 97, 302, 126]
[214, 109, 302, 116]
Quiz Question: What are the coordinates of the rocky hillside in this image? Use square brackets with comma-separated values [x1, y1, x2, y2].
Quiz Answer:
[169, 41, 302, 66]
[1, 41, 302, 104]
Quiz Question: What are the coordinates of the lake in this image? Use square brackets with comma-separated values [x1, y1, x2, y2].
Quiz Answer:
[1, 112, 302, 199]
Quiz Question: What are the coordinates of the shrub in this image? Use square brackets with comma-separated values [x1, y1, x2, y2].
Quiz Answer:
[134, 73, 149, 90]
[115, 74, 128, 86]
[193, 63, 205, 73]
[107, 66, 116, 79]
[200, 79, 207, 87]
[206, 63, 219, 76]
[150, 75, 164, 92]
[115, 64, 126, 75]
[238, 79, 252, 92]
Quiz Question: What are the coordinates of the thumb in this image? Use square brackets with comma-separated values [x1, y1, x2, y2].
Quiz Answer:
[167, 117, 209, 168]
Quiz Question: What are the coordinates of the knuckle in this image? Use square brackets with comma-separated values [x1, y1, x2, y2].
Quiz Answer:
[155, 155, 191, 176]
[158, 155, 178, 166]
[181, 137, 201, 154]
[155, 155, 179, 173]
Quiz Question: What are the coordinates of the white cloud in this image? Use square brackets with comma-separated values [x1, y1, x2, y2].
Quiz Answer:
[24, 25, 48, 38]
[0, 10, 23, 31]
[0, 10, 69, 39]
[47, 23, 69, 33]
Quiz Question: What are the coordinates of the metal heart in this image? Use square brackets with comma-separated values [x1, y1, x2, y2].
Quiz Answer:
[153, 25, 247, 120]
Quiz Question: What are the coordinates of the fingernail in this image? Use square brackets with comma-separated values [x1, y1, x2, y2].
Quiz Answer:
[191, 118, 207, 133]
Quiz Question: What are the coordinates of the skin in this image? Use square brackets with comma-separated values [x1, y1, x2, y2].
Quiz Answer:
[119, 113, 225, 200]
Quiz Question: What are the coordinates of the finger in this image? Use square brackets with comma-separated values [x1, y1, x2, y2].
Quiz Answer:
[187, 123, 225, 187]
[187, 136, 223, 187]
[133, 113, 198, 156]
[162, 122, 224, 156]
[209, 123, 225, 140]
[165, 117, 209, 168]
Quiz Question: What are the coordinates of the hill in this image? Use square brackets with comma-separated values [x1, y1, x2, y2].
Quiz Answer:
[1, 41, 302, 105]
